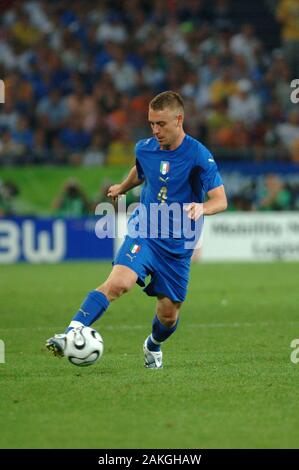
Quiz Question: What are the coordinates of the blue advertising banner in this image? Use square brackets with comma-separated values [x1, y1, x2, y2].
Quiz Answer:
[0, 217, 113, 263]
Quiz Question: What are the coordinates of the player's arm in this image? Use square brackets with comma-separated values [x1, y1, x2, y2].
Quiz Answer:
[203, 185, 227, 215]
[185, 185, 227, 220]
[107, 165, 143, 202]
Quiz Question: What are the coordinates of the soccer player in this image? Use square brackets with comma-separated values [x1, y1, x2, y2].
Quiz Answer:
[46, 91, 227, 368]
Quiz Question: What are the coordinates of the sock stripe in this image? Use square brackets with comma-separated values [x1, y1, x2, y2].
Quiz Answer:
[150, 334, 162, 345]
[69, 321, 84, 329]
[147, 335, 161, 352]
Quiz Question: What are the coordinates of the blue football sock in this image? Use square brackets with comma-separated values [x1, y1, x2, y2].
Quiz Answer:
[147, 335, 161, 352]
[147, 314, 179, 352]
[66, 290, 109, 332]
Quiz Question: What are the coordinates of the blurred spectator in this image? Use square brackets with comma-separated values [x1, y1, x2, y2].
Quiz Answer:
[58, 117, 91, 152]
[104, 47, 138, 93]
[83, 134, 106, 166]
[31, 128, 50, 163]
[36, 89, 69, 131]
[142, 53, 165, 89]
[53, 178, 90, 217]
[276, 0, 299, 77]
[275, 110, 299, 157]
[178, 0, 212, 25]
[228, 79, 261, 127]
[12, 11, 42, 47]
[0, 100, 20, 131]
[206, 99, 233, 140]
[96, 12, 127, 44]
[230, 24, 260, 69]
[268, 53, 294, 114]
[229, 180, 257, 211]
[216, 120, 250, 154]
[258, 174, 292, 210]
[11, 116, 34, 153]
[106, 132, 135, 166]
[0, 131, 25, 163]
[209, 66, 238, 105]
[0, 180, 19, 216]
[230, 195, 254, 211]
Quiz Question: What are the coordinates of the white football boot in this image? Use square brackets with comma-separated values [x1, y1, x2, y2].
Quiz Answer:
[46, 333, 67, 357]
[143, 339, 163, 369]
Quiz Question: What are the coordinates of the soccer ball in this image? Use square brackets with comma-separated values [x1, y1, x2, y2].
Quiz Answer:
[64, 326, 104, 367]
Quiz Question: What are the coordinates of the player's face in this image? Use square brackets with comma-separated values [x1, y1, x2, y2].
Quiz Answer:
[148, 107, 183, 148]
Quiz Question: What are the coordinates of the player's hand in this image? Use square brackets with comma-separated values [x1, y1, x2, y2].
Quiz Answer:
[107, 184, 123, 203]
[184, 202, 204, 221]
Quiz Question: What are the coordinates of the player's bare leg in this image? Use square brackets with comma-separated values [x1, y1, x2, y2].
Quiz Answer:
[156, 296, 181, 328]
[96, 265, 138, 301]
[144, 296, 181, 369]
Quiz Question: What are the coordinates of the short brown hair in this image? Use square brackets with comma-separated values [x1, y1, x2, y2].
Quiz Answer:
[149, 91, 184, 114]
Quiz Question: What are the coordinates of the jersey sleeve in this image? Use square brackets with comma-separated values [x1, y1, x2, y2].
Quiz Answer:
[135, 141, 145, 180]
[135, 158, 145, 180]
[195, 144, 223, 193]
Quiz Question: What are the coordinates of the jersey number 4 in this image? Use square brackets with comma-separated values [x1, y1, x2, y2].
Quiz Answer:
[157, 186, 168, 203]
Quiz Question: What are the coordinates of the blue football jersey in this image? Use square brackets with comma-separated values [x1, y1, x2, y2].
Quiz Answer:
[128, 134, 223, 255]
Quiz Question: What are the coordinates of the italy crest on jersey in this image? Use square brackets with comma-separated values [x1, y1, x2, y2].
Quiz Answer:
[160, 161, 170, 175]
[130, 244, 141, 254]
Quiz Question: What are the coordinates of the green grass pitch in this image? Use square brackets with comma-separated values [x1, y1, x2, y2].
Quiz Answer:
[1, 262, 298, 449]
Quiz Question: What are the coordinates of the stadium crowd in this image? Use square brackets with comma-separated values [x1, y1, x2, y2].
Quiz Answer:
[0, 0, 299, 167]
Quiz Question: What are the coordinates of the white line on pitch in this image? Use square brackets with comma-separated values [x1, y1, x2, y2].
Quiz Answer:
[2, 320, 299, 332]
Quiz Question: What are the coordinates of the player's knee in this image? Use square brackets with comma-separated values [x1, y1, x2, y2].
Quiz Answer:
[116, 279, 132, 296]
[99, 279, 132, 301]
[158, 318, 171, 328]
[159, 311, 179, 328]
[163, 317, 178, 328]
